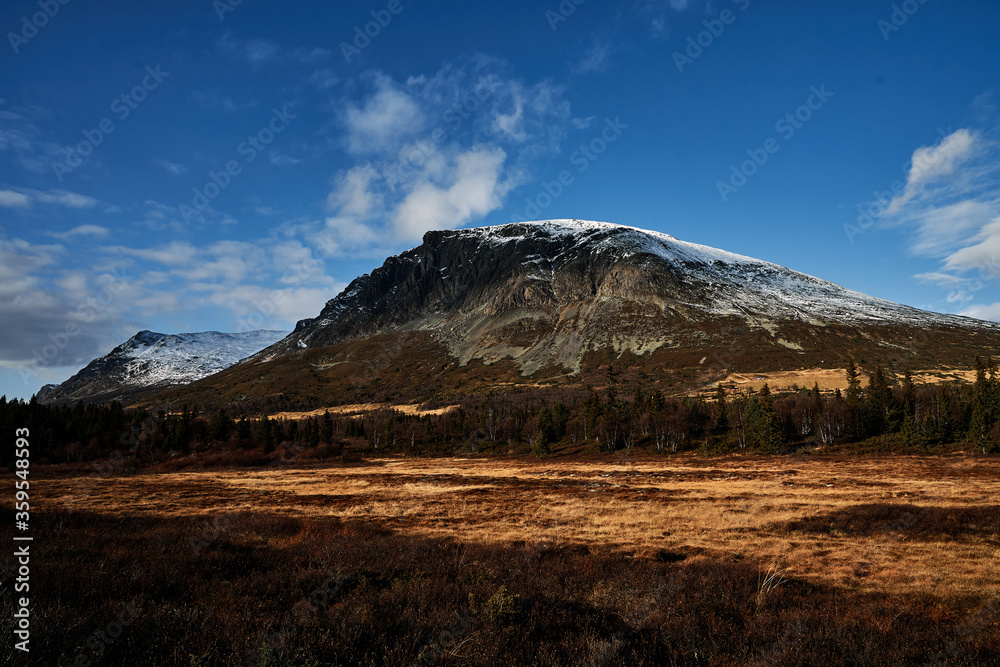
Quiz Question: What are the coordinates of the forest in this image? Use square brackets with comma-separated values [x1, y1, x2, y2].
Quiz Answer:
[3, 358, 1000, 469]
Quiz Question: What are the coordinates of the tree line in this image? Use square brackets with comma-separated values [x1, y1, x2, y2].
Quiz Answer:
[3, 357, 999, 467]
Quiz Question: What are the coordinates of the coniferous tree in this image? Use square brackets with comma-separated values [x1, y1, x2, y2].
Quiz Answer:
[969, 357, 1000, 453]
[866, 364, 898, 435]
[714, 385, 729, 433]
[321, 410, 335, 443]
[747, 384, 783, 453]
[901, 370, 917, 418]
[845, 359, 863, 438]
[812, 382, 823, 415]
[532, 407, 554, 456]
[582, 386, 601, 441]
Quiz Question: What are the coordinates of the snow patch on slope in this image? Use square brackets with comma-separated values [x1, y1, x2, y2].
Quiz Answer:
[462, 220, 985, 328]
[116, 330, 288, 387]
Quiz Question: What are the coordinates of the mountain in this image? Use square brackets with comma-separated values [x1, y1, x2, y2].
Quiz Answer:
[149, 220, 1000, 409]
[36, 329, 288, 405]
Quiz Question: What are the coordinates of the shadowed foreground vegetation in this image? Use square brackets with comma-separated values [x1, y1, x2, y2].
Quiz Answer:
[2, 506, 998, 666]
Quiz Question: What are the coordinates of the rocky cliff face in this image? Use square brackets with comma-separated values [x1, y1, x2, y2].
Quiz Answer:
[255, 220, 997, 375]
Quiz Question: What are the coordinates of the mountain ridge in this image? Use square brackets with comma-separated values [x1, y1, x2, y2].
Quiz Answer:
[120, 220, 1000, 410]
[37, 329, 288, 405]
[254, 220, 997, 373]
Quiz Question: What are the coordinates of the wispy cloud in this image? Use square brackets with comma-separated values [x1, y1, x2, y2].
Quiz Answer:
[886, 128, 981, 216]
[636, 0, 706, 38]
[883, 121, 1000, 318]
[342, 75, 426, 154]
[190, 91, 243, 114]
[219, 32, 279, 65]
[0, 190, 30, 207]
[577, 39, 613, 73]
[0, 187, 101, 209]
[154, 158, 187, 175]
[269, 153, 301, 167]
[218, 32, 330, 67]
[0, 102, 68, 174]
[46, 225, 111, 241]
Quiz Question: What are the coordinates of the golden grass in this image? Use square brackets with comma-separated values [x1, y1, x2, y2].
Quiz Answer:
[33, 455, 1000, 599]
[706, 366, 979, 393]
[268, 402, 459, 420]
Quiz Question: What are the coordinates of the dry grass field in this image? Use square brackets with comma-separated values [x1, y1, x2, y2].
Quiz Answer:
[13, 454, 1000, 665]
[706, 367, 979, 394]
[32, 455, 1000, 599]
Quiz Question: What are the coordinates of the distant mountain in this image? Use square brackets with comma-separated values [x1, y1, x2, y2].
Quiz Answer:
[36, 329, 288, 405]
[140, 220, 1000, 409]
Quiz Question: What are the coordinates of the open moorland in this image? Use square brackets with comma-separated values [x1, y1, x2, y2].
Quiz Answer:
[9, 454, 1000, 666]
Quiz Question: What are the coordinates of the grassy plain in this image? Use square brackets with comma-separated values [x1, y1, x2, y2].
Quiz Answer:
[11, 453, 1000, 665]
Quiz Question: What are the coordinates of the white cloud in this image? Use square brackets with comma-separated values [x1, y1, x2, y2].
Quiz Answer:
[154, 158, 187, 175]
[36, 190, 99, 207]
[915, 271, 974, 286]
[305, 58, 571, 257]
[393, 146, 510, 241]
[943, 217, 1000, 277]
[108, 240, 198, 266]
[0, 190, 29, 207]
[908, 199, 997, 256]
[887, 129, 980, 215]
[245, 39, 278, 63]
[327, 164, 380, 217]
[0, 237, 133, 376]
[0, 187, 100, 209]
[343, 76, 425, 154]
[290, 47, 331, 63]
[47, 225, 111, 241]
[219, 32, 279, 65]
[191, 91, 242, 114]
[492, 93, 527, 141]
[308, 69, 339, 91]
[0, 102, 66, 175]
[960, 302, 1000, 321]
[315, 217, 381, 257]
[269, 153, 301, 167]
[578, 39, 612, 73]
[882, 122, 1000, 313]
[636, 0, 704, 38]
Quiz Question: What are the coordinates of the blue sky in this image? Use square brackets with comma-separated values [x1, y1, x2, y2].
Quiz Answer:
[1, 0, 1000, 399]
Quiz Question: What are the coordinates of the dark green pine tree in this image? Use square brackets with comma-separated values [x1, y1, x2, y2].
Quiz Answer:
[254, 415, 275, 453]
[532, 407, 554, 457]
[748, 384, 783, 453]
[581, 386, 601, 441]
[901, 370, 917, 418]
[866, 364, 898, 435]
[714, 384, 729, 434]
[845, 359, 864, 438]
[321, 410, 335, 444]
[811, 382, 823, 416]
[970, 357, 1000, 453]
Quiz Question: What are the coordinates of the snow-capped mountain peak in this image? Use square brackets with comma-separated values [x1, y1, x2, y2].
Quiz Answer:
[37, 329, 288, 404]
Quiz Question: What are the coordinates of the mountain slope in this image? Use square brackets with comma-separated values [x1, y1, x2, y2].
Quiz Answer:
[150, 220, 1000, 409]
[37, 329, 288, 405]
[264, 220, 998, 372]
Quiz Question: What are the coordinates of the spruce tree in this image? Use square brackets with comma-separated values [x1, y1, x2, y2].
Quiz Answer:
[715, 385, 729, 430]
[845, 359, 863, 438]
